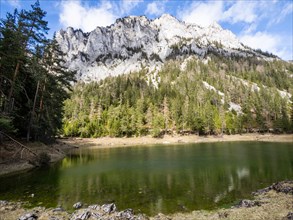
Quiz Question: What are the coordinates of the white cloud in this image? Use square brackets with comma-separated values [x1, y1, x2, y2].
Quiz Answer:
[59, 0, 117, 32]
[269, 3, 293, 25]
[179, 1, 223, 27]
[222, 1, 257, 24]
[240, 32, 280, 52]
[145, 1, 166, 16]
[243, 23, 257, 34]
[7, 0, 20, 7]
[239, 32, 292, 60]
[179, 1, 258, 26]
[120, 0, 143, 14]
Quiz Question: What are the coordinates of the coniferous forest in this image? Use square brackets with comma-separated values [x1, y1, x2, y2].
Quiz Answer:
[0, 1, 75, 142]
[62, 56, 293, 138]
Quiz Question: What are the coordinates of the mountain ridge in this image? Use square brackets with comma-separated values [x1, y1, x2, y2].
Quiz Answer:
[55, 14, 278, 82]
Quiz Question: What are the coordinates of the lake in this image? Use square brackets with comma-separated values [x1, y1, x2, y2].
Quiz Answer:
[0, 141, 292, 216]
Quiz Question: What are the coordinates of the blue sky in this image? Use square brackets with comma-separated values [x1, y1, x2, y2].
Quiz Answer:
[1, 0, 292, 60]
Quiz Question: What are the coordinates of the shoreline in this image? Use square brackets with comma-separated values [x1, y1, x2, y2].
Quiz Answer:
[60, 133, 293, 149]
[0, 141, 74, 176]
[0, 181, 292, 220]
[0, 133, 292, 176]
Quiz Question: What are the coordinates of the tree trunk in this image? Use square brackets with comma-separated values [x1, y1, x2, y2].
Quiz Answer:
[27, 80, 40, 142]
[6, 61, 20, 112]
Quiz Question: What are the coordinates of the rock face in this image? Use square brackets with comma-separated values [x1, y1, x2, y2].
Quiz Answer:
[55, 14, 273, 82]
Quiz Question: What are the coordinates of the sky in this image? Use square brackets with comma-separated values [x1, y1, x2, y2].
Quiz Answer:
[1, 0, 292, 60]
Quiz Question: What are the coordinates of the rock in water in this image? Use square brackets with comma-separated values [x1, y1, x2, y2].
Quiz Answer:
[73, 202, 83, 209]
[101, 203, 117, 214]
[18, 213, 38, 220]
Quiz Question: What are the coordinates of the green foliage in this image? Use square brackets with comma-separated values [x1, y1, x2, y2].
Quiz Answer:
[62, 56, 292, 137]
[0, 115, 16, 133]
[0, 1, 75, 141]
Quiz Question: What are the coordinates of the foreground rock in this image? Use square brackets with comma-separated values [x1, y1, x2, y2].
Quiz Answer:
[0, 181, 292, 220]
[0, 201, 149, 220]
[152, 181, 293, 220]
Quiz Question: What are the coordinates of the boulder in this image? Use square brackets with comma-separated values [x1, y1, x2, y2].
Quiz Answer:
[88, 204, 100, 210]
[284, 212, 293, 220]
[101, 203, 117, 214]
[116, 209, 134, 219]
[253, 181, 293, 196]
[70, 210, 91, 220]
[73, 202, 83, 209]
[0, 200, 8, 206]
[272, 181, 293, 195]
[18, 213, 38, 220]
[52, 207, 64, 212]
[235, 199, 261, 208]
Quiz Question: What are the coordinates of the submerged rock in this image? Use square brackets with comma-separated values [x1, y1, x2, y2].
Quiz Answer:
[18, 213, 38, 220]
[73, 202, 83, 209]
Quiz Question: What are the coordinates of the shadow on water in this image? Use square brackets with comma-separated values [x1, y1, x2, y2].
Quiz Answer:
[0, 141, 292, 216]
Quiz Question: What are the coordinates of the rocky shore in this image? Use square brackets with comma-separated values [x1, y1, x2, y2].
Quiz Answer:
[0, 141, 75, 176]
[0, 181, 292, 220]
[0, 133, 292, 176]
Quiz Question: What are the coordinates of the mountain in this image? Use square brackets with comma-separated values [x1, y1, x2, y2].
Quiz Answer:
[59, 14, 292, 137]
[55, 14, 277, 82]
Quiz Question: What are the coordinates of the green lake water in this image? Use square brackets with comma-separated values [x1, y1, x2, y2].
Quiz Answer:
[0, 141, 292, 215]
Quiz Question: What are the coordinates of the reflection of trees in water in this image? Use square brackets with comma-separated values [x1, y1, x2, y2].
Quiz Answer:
[57, 143, 293, 215]
[0, 165, 61, 208]
[61, 150, 97, 168]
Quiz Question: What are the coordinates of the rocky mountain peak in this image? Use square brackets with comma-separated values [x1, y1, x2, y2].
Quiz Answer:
[209, 21, 223, 30]
[55, 14, 277, 82]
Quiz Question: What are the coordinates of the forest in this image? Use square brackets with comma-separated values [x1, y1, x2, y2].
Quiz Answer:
[0, 1, 75, 142]
[62, 56, 293, 138]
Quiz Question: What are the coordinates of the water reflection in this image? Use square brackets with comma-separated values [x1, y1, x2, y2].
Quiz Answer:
[54, 142, 292, 215]
[0, 142, 292, 216]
